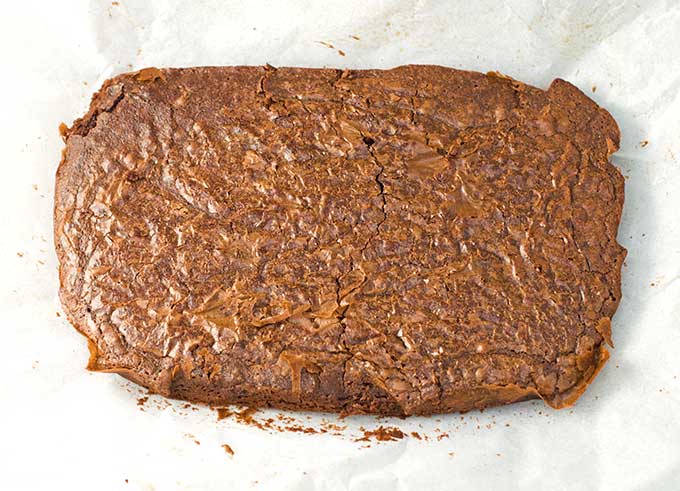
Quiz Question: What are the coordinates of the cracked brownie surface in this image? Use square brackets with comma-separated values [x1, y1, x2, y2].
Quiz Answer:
[55, 65, 625, 415]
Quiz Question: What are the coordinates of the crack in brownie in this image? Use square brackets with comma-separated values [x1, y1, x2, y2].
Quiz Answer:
[54, 65, 625, 415]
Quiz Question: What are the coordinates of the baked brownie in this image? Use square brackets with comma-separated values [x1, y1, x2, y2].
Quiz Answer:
[54, 65, 625, 415]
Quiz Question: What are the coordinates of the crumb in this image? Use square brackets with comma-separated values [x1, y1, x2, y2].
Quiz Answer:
[496, 453, 501, 457]
[616, 364, 620, 368]
[317, 41, 335, 49]
[137, 396, 148, 406]
[350, 35, 360, 40]
[37, 260, 45, 266]
[125, 479, 128, 484]
[33, 184, 38, 190]
[17, 252, 24, 257]
[112, 1, 119, 5]
[437, 433, 449, 441]
[640, 140, 649, 148]
[222, 444, 234, 456]
[216, 407, 233, 420]
[505, 423, 510, 427]
[651, 282, 655, 286]
[194, 440, 200, 445]
[448, 451, 455, 457]
[591, 86, 597, 93]
[56, 312, 61, 317]
[355, 426, 404, 442]
[338, 50, 346, 56]
[410, 431, 422, 440]
[137, 48, 142, 56]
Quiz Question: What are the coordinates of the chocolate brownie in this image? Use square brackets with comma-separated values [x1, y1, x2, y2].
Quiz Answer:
[54, 65, 625, 415]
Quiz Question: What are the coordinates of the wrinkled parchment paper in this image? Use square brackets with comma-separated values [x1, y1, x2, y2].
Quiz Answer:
[1, 1, 679, 489]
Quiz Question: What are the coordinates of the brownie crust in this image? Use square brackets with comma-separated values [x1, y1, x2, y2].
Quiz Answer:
[55, 65, 625, 415]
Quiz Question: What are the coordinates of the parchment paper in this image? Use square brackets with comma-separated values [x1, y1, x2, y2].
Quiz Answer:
[1, 1, 679, 489]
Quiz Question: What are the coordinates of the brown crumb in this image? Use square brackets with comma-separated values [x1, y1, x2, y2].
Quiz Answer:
[355, 426, 405, 442]
[497, 453, 501, 457]
[216, 407, 233, 420]
[136, 396, 148, 406]
[222, 444, 234, 456]
[350, 35, 360, 40]
[505, 423, 510, 427]
[235, 406, 258, 424]
[112, 1, 119, 5]
[194, 440, 200, 445]
[125, 479, 128, 484]
[17, 252, 24, 257]
[56, 311, 61, 317]
[640, 140, 649, 148]
[591, 86, 597, 93]
[338, 50, 346, 56]
[32, 184, 38, 191]
[410, 431, 422, 440]
[437, 432, 449, 441]
[651, 282, 655, 286]
[448, 451, 455, 457]
[317, 41, 335, 49]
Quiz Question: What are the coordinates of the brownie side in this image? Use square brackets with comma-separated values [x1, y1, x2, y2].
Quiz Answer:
[54, 65, 624, 415]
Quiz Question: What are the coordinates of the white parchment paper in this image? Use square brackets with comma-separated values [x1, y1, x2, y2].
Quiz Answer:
[1, 1, 679, 489]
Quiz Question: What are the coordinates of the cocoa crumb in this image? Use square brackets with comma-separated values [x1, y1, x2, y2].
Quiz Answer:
[216, 407, 233, 420]
[235, 406, 258, 424]
[350, 35, 360, 40]
[640, 140, 649, 148]
[222, 444, 234, 456]
[410, 431, 422, 440]
[355, 426, 404, 442]
[338, 50, 346, 56]
[16, 252, 24, 257]
[136, 396, 148, 406]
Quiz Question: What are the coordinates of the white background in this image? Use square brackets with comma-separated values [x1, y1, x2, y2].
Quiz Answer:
[1, 1, 679, 489]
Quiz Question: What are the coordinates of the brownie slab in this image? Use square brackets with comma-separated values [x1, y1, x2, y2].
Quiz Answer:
[55, 65, 625, 415]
